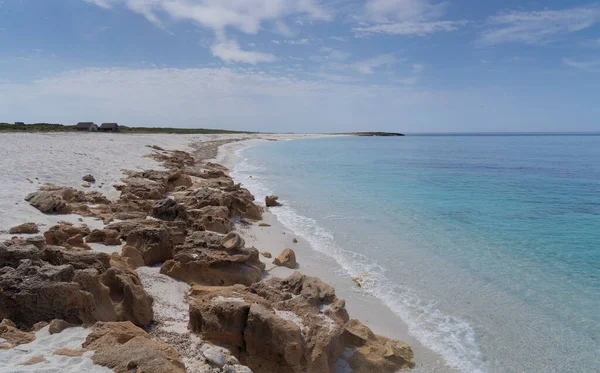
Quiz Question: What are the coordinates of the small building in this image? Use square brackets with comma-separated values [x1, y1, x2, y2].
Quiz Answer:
[99, 122, 120, 132]
[75, 122, 98, 131]
[14, 122, 25, 125]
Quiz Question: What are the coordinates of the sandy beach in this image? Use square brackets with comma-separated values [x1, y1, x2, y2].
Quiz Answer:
[0, 132, 447, 373]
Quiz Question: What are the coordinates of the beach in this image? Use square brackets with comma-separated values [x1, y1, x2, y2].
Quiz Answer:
[0, 132, 420, 373]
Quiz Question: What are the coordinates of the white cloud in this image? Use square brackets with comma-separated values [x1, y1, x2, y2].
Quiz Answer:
[365, 0, 447, 22]
[83, 0, 332, 63]
[330, 36, 347, 41]
[563, 58, 600, 72]
[271, 40, 281, 44]
[211, 39, 277, 64]
[411, 63, 424, 73]
[355, 0, 466, 36]
[285, 38, 310, 45]
[354, 54, 396, 74]
[479, 5, 600, 46]
[354, 20, 466, 36]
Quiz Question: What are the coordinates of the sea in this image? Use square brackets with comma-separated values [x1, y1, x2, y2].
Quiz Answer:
[231, 134, 600, 373]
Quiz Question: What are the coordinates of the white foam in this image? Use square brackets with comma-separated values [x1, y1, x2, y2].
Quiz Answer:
[232, 144, 488, 373]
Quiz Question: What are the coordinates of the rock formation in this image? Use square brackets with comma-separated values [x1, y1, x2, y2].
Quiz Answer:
[0, 243, 153, 329]
[265, 195, 280, 207]
[152, 198, 187, 221]
[121, 227, 173, 267]
[273, 248, 297, 269]
[83, 321, 186, 373]
[160, 231, 265, 286]
[8, 222, 39, 234]
[188, 272, 414, 373]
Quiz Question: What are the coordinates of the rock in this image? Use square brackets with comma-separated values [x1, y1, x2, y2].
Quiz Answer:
[160, 231, 264, 286]
[0, 243, 153, 329]
[188, 273, 346, 373]
[120, 177, 166, 201]
[54, 347, 85, 357]
[173, 187, 263, 220]
[187, 272, 413, 373]
[86, 229, 122, 246]
[66, 234, 90, 250]
[167, 173, 193, 191]
[83, 321, 186, 373]
[83, 174, 96, 183]
[272, 248, 296, 269]
[44, 222, 91, 250]
[260, 251, 272, 259]
[25, 236, 46, 249]
[342, 320, 415, 372]
[19, 355, 47, 365]
[121, 227, 172, 267]
[189, 206, 232, 233]
[220, 232, 245, 252]
[199, 169, 227, 179]
[203, 346, 227, 367]
[0, 319, 36, 347]
[292, 238, 298, 244]
[8, 222, 39, 234]
[24, 184, 110, 214]
[152, 198, 187, 221]
[48, 319, 76, 334]
[258, 223, 271, 227]
[82, 182, 91, 188]
[265, 195, 280, 207]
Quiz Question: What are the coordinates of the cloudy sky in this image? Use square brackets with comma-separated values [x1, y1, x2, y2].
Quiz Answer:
[1, 0, 599, 132]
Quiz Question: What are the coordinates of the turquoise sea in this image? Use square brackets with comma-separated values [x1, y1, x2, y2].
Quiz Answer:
[232, 135, 600, 373]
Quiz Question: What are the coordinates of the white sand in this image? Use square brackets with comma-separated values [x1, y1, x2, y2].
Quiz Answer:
[0, 326, 112, 373]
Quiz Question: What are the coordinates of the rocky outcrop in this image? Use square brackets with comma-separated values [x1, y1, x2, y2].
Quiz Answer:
[160, 231, 264, 286]
[83, 174, 96, 183]
[86, 228, 122, 246]
[188, 206, 232, 233]
[152, 198, 187, 221]
[44, 222, 92, 250]
[265, 195, 280, 207]
[119, 177, 166, 201]
[188, 272, 414, 373]
[0, 243, 153, 329]
[8, 222, 39, 234]
[25, 184, 110, 214]
[174, 187, 263, 220]
[273, 248, 297, 269]
[121, 227, 173, 267]
[83, 321, 186, 373]
[0, 319, 36, 348]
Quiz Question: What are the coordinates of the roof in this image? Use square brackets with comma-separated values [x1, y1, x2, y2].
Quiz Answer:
[100, 123, 119, 129]
[75, 122, 96, 128]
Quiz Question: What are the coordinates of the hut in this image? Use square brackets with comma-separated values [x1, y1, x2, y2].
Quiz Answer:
[99, 122, 120, 132]
[75, 122, 98, 131]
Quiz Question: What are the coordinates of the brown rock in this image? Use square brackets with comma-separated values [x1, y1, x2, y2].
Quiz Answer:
[54, 347, 85, 357]
[25, 236, 46, 249]
[19, 355, 47, 366]
[83, 174, 96, 183]
[24, 184, 110, 214]
[152, 198, 187, 221]
[260, 251, 272, 259]
[265, 195, 280, 207]
[86, 229, 122, 246]
[48, 319, 76, 334]
[44, 222, 91, 249]
[173, 187, 263, 220]
[189, 206, 232, 233]
[8, 222, 39, 234]
[0, 319, 36, 347]
[121, 227, 172, 267]
[273, 248, 296, 269]
[160, 231, 264, 286]
[0, 243, 153, 329]
[83, 321, 186, 373]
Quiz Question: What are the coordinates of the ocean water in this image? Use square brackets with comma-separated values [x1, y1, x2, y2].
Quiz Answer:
[232, 135, 600, 373]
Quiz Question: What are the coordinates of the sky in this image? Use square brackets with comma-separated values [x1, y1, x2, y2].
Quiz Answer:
[0, 0, 599, 133]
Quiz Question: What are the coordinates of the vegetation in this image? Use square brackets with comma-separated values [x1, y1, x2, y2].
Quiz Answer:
[0, 123, 254, 134]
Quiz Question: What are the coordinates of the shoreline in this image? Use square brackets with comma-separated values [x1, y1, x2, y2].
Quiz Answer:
[213, 138, 458, 373]
[1, 132, 417, 373]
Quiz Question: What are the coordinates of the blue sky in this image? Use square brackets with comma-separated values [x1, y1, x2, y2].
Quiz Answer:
[0, 0, 599, 132]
